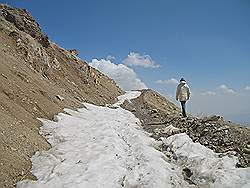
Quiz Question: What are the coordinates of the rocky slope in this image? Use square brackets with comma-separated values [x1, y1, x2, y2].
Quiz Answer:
[0, 4, 123, 188]
[0, 3, 249, 188]
[121, 89, 250, 168]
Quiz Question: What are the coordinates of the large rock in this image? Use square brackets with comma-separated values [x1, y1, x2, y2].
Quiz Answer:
[1, 4, 50, 47]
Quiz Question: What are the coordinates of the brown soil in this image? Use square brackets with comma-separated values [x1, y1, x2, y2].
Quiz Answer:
[0, 4, 123, 187]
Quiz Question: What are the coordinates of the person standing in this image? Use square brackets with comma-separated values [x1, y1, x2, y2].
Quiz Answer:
[176, 78, 191, 117]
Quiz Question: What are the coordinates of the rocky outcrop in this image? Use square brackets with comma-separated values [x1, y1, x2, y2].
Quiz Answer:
[0, 4, 50, 47]
[122, 89, 250, 168]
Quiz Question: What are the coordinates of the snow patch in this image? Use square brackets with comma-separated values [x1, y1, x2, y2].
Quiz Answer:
[113, 90, 141, 107]
[16, 91, 250, 188]
[17, 92, 189, 188]
[162, 133, 250, 187]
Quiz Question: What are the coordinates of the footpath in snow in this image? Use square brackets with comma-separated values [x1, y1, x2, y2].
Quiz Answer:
[17, 91, 250, 188]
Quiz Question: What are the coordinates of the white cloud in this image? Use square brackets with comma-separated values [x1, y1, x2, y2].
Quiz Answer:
[201, 91, 216, 96]
[89, 58, 147, 91]
[218, 84, 237, 94]
[106, 55, 116, 62]
[155, 80, 164, 84]
[123, 52, 160, 68]
[244, 86, 250, 91]
[155, 78, 178, 85]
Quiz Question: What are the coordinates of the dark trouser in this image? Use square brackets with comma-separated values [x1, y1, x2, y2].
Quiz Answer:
[180, 101, 187, 117]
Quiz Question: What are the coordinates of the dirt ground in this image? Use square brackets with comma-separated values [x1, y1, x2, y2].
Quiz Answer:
[0, 4, 123, 187]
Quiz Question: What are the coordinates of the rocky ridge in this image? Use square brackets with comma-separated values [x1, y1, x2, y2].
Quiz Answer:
[121, 89, 250, 168]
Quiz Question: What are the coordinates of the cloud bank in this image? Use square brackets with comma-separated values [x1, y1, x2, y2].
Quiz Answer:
[201, 91, 216, 96]
[155, 78, 179, 85]
[189, 91, 250, 126]
[89, 59, 147, 91]
[123, 52, 160, 68]
[244, 86, 250, 91]
[106, 55, 116, 62]
[218, 84, 237, 94]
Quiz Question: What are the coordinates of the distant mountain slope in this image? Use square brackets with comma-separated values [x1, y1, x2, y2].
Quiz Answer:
[0, 4, 123, 187]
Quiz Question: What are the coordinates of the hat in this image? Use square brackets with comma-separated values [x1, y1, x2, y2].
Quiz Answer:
[180, 78, 186, 83]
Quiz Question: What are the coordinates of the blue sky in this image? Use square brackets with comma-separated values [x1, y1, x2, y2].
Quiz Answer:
[4, 0, 250, 125]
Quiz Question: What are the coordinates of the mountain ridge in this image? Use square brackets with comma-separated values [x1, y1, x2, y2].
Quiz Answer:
[0, 4, 249, 188]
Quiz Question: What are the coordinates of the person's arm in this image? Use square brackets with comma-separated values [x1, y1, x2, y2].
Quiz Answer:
[176, 85, 180, 100]
[187, 86, 191, 100]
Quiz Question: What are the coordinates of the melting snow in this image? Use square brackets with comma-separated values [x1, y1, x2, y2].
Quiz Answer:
[162, 133, 250, 188]
[17, 91, 250, 188]
[113, 90, 141, 107]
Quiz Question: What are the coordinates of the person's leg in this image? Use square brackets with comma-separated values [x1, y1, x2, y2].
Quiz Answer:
[180, 101, 187, 117]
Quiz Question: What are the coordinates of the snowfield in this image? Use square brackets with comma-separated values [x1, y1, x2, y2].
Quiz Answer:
[17, 91, 250, 188]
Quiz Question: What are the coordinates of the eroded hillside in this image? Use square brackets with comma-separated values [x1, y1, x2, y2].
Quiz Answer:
[0, 4, 123, 187]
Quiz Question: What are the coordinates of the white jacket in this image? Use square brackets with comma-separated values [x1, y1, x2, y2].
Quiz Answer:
[176, 81, 190, 101]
